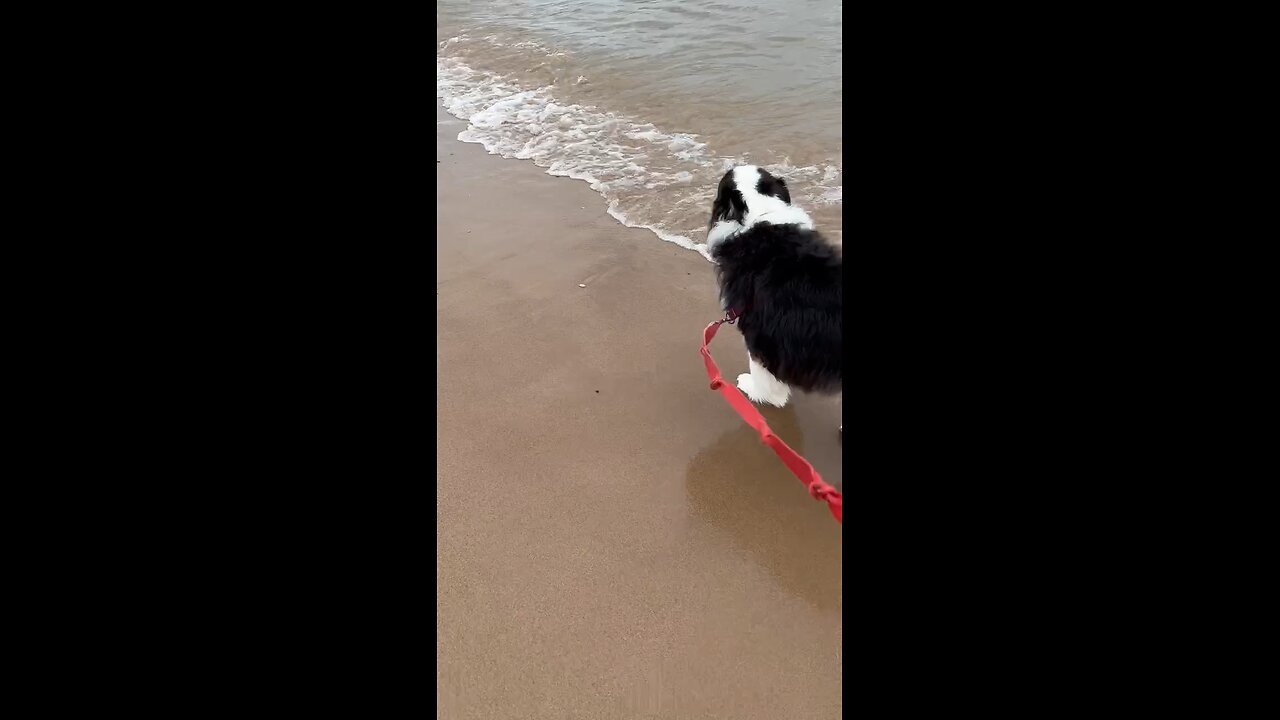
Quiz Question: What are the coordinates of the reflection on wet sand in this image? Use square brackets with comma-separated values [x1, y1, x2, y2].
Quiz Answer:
[686, 405, 843, 612]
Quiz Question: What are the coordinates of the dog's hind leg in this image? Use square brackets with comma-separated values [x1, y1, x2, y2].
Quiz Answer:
[737, 355, 791, 408]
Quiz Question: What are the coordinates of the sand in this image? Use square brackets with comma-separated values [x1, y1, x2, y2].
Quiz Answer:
[437, 103, 843, 719]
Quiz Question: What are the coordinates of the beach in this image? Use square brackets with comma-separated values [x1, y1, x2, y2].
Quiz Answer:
[437, 104, 843, 718]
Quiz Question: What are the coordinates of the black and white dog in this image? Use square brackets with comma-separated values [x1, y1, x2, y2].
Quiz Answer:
[706, 165, 841, 426]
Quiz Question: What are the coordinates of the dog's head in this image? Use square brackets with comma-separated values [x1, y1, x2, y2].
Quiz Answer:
[706, 165, 813, 248]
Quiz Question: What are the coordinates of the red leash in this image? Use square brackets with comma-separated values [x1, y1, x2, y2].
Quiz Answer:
[700, 311, 843, 524]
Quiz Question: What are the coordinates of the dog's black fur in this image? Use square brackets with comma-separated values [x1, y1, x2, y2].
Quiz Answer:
[709, 167, 842, 394]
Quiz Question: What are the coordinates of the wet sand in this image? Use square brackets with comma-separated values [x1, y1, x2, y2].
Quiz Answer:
[437, 103, 843, 719]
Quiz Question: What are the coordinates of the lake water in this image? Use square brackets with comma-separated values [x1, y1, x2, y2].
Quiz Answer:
[437, 0, 843, 257]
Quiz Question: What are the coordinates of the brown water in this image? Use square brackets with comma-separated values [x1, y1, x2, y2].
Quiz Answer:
[437, 0, 843, 257]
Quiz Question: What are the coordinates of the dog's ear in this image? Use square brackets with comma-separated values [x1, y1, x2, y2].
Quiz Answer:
[756, 170, 792, 204]
[710, 171, 748, 229]
[774, 177, 791, 204]
[710, 191, 747, 230]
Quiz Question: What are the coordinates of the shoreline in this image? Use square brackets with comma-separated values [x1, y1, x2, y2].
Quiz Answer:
[437, 97, 718, 261]
[437, 101, 842, 719]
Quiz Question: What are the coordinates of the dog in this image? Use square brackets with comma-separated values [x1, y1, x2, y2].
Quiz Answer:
[706, 165, 841, 431]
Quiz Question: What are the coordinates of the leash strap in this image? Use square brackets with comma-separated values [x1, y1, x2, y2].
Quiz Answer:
[700, 315, 843, 524]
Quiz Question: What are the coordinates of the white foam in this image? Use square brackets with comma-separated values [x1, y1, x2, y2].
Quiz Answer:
[625, 129, 664, 142]
[605, 202, 713, 261]
[436, 51, 840, 260]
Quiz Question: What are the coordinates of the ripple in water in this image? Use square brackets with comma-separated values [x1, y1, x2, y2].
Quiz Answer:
[436, 2, 842, 256]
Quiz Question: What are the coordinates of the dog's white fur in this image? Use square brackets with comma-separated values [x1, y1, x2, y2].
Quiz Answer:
[739, 355, 792, 407]
[706, 165, 814, 254]
[706, 219, 742, 250]
[738, 356, 791, 408]
[733, 164, 814, 231]
[707, 165, 816, 408]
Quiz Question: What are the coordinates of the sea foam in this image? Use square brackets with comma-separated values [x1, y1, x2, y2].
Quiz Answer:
[437, 36, 841, 257]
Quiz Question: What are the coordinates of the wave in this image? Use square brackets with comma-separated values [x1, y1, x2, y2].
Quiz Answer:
[437, 34, 841, 256]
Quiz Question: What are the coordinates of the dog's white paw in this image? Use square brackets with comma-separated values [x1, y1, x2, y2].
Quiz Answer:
[737, 373, 789, 407]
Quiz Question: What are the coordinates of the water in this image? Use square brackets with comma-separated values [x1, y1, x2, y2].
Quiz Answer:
[437, 0, 843, 258]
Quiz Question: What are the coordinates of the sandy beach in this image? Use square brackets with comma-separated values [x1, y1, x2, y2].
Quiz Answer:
[437, 103, 843, 718]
